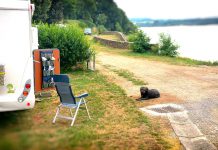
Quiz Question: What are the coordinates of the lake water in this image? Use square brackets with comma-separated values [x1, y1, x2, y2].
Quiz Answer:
[141, 25, 218, 62]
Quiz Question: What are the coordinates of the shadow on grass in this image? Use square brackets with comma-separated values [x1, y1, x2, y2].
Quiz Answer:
[0, 111, 25, 129]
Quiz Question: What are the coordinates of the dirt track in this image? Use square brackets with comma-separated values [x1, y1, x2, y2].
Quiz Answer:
[97, 51, 218, 102]
[97, 51, 218, 147]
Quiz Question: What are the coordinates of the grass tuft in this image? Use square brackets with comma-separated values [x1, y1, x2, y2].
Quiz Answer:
[112, 69, 147, 85]
[102, 64, 147, 85]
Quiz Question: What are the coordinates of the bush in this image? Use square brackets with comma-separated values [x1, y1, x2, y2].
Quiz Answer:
[127, 32, 137, 42]
[92, 27, 98, 34]
[97, 25, 107, 34]
[65, 20, 87, 29]
[80, 20, 96, 28]
[158, 33, 179, 57]
[150, 44, 159, 54]
[38, 24, 90, 70]
[130, 31, 151, 53]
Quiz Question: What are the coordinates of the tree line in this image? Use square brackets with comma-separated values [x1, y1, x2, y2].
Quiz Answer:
[31, 0, 136, 33]
[131, 17, 218, 27]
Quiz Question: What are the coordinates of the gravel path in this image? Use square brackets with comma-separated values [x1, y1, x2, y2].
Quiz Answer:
[97, 51, 218, 147]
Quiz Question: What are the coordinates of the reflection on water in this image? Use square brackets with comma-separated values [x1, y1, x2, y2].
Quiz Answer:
[141, 25, 218, 62]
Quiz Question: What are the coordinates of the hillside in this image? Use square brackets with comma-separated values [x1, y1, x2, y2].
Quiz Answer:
[31, 0, 136, 33]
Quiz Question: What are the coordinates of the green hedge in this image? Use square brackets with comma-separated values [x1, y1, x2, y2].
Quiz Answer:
[38, 24, 90, 70]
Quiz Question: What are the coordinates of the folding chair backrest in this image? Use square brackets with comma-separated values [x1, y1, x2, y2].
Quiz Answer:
[52, 74, 70, 83]
[55, 82, 76, 104]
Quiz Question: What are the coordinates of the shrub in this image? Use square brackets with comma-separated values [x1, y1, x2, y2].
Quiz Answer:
[150, 44, 159, 54]
[158, 33, 179, 57]
[127, 32, 137, 42]
[65, 20, 87, 29]
[130, 31, 151, 53]
[81, 20, 96, 28]
[77, 21, 88, 29]
[92, 27, 98, 34]
[97, 25, 107, 34]
[38, 24, 90, 70]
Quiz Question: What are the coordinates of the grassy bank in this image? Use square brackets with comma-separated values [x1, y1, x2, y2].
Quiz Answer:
[93, 43, 218, 66]
[123, 51, 218, 66]
[97, 35, 122, 41]
[0, 70, 171, 150]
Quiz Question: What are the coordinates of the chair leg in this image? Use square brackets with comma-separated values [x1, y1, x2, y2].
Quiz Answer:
[70, 100, 82, 126]
[53, 106, 60, 124]
[69, 108, 73, 117]
[83, 98, 91, 119]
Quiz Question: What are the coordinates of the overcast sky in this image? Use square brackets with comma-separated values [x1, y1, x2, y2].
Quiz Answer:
[114, 0, 218, 19]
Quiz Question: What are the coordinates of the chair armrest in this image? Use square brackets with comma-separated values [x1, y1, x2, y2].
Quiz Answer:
[75, 93, 89, 98]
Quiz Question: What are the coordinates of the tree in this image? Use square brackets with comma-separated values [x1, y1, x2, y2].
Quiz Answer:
[115, 22, 122, 32]
[47, 0, 64, 24]
[31, 0, 52, 23]
[63, 0, 77, 19]
[97, 13, 107, 25]
[32, 0, 136, 33]
[75, 0, 96, 21]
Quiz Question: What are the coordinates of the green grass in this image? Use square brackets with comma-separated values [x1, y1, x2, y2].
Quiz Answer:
[102, 64, 147, 85]
[93, 43, 218, 66]
[123, 51, 218, 66]
[97, 35, 122, 41]
[113, 69, 146, 85]
[0, 70, 170, 150]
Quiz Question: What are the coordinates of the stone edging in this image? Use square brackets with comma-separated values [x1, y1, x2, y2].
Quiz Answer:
[101, 31, 127, 42]
[93, 36, 132, 49]
[140, 104, 217, 150]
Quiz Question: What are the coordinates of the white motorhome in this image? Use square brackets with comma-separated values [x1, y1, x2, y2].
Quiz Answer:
[0, 0, 35, 111]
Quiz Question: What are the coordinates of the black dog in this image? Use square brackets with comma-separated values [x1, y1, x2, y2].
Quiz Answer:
[139, 87, 160, 100]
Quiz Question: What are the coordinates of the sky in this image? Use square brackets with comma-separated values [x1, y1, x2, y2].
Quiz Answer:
[114, 0, 218, 19]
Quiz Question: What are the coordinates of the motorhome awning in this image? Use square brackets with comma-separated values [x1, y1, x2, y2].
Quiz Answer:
[0, 1, 29, 11]
[0, 7, 28, 11]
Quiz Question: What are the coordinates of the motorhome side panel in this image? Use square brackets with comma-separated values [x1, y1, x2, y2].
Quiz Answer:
[0, 1, 35, 111]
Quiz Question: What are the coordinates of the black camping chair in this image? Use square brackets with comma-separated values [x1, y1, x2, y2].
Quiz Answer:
[52, 82, 91, 126]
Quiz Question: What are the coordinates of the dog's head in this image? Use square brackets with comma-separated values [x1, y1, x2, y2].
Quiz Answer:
[140, 87, 148, 95]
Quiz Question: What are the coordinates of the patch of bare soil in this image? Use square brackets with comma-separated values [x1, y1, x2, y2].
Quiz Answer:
[97, 52, 218, 102]
[135, 93, 184, 108]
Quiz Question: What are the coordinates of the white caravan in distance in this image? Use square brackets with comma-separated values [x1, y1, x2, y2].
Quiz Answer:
[0, 0, 36, 112]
